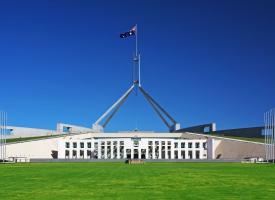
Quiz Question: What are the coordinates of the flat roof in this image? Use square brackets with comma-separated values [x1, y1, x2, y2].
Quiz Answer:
[87, 132, 184, 138]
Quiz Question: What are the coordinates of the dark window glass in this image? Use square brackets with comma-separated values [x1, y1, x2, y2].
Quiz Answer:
[196, 151, 200, 159]
[195, 142, 200, 148]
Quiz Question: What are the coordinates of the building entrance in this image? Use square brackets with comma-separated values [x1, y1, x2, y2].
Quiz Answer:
[134, 149, 139, 159]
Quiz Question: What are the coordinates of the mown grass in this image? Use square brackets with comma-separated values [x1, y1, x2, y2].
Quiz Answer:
[6, 135, 59, 143]
[0, 162, 274, 199]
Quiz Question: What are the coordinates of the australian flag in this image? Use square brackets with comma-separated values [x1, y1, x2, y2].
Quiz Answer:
[120, 25, 137, 38]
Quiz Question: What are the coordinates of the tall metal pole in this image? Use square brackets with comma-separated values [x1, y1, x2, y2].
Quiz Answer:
[139, 53, 141, 87]
[135, 24, 138, 57]
[267, 111, 271, 160]
[264, 113, 267, 160]
[1, 111, 3, 162]
[134, 24, 141, 86]
[4, 112, 6, 161]
[270, 109, 272, 161]
[0, 111, 4, 162]
[0, 111, 2, 161]
[272, 109, 275, 163]
[272, 109, 274, 162]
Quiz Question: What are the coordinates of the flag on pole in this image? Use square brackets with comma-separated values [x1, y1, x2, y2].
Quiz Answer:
[120, 25, 137, 38]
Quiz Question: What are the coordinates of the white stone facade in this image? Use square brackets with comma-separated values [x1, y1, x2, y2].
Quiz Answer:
[58, 135, 208, 160]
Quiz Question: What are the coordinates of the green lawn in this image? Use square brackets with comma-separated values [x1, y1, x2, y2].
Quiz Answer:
[0, 163, 274, 200]
[6, 135, 61, 143]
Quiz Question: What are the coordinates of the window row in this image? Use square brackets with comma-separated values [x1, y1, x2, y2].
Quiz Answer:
[64, 149, 204, 159]
[148, 141, 207, 149]
[65, 141, 125, 149]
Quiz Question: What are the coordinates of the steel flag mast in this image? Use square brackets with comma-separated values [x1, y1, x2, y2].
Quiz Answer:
[92, 25, 180, 132]
[0, 111, 7, 163]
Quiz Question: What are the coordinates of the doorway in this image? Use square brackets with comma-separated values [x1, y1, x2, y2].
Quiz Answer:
[134, 149, 139, 159]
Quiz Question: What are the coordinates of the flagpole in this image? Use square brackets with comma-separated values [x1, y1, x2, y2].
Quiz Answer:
[135, 24, 138, 57]
[135, 24, 141, 86]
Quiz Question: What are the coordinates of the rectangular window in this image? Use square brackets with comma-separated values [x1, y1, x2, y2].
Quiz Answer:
[174, 150, 178, 159]
[73, 142, 77, 148]
[188, 142, 192, 148]
[80, 150, 84, 157]
[148, 141, 153, 145]
[162, 141, 165, 145]
[120, 141, 124, 146]
[195, 142, 200, 148]
[196, 150, 200, 159]
[107, 141, 111, 146]
[181, 142, 185, 148]
[174, 142, 178, 148]
[203, 142, 207, 149]
[168, 141, 171, 145]
[80, 142, 84, 148]
[73, 150, 77, 157]
[65, 142, 70, 148]
[188, 151, 193, 159]
[181, 150, 185, 159]
[101, 141, 105, 146]
[65, 150, 69, 157]
[87, 142, 91, 148]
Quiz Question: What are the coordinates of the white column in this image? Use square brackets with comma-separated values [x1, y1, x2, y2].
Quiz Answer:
[98, 142, 101, 159]
[200, 142, 203, 159]
[111, 142, 114, 159]
[104, 142, 107, 159]
[159, 143, 162, 159]
[77, 142, 80, 158]
[138, 148, 141, 159]
[165, 142, 168, 159]
[117, 142, 120, 159]
[171, 141, 175, 159]
[69, 149, 72, 159]
[84, 146, 87, 159]
[152, 141, 156, 159]
[185, 149, 188, 159]
[123, 147, 127, 159]
[146, 144, 149, 159]
[131, 148, 134, 159]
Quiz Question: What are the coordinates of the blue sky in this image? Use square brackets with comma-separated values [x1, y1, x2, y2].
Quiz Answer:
[0, 0, 274, 131]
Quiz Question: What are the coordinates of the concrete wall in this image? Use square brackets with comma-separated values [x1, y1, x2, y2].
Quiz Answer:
[179, 132, 265, 160]
[4, 123, 93, 139]
[5, 126, 58, 139]
[6, 133, 93, 159]
[214, 139, 265, 159]
[56, 123, 93, 134]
